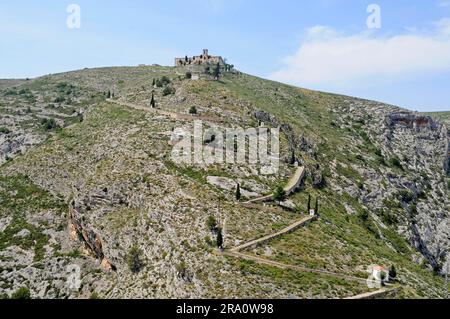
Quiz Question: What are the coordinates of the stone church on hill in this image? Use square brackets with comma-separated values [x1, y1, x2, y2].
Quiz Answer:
[175, 49, 224, 67]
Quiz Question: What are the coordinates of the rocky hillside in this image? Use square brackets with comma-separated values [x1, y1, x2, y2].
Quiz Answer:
[0, 66, 448, 299]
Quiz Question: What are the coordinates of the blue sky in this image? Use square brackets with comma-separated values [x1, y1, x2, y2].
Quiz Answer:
[1, 0, 450, 111]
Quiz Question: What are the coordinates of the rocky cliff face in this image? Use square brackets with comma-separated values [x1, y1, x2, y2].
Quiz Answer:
[335, 101, 449, 272]
[69, 200, 116, 272]
[1, 67, 448, 299]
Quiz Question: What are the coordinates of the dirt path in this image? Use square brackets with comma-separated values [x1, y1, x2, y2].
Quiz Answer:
[230, 215, 317, 252]
[224, 251, 373, 285]
[106, 97, 397, 298]
[245, 166, 305, 204]
[106, 98, 225, 123]
[344, 288, 399, 299]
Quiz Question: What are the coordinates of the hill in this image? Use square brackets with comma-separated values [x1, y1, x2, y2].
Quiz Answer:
[424, 112, 450, 129]
[0, 66, 449, 299]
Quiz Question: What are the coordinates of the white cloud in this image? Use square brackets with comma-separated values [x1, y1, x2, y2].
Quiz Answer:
[270, 21, 450, 90]
[438, 0, 450, 7]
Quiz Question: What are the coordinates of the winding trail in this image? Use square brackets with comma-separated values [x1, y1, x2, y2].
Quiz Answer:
[230, 215, 317, 253]
[108, 97, 399, 299]
[224, 251, 372, 285]
[344, 288, 399, 299]
[106, 98, 225, 123]
[224, 166, 399, 298]
[245, 166, 305, 204]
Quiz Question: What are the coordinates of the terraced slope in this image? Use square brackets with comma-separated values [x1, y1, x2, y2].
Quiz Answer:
[0, 66, 448, 299]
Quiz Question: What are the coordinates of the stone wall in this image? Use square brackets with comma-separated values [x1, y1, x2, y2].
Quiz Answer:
[175, 49, 224, 67]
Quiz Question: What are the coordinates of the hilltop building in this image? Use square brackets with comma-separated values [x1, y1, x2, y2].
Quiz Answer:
[175, 49, 225, 67]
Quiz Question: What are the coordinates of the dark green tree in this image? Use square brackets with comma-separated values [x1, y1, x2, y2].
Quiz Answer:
[307, 194, 311, 212]
[291, 151, 296, 165]
[189, 106, 197, 114]
[314, 197, 319, 214]
[11, 287, 31, 299]
[389, 265, 397, 279]
[162, 85, 176, 96]
[206, 216, 217, 232]
[152, 78, 156, 87]
[273, 186, 286, 203]
[216, 227, 223, 249]
[358, 210, 369, 223]
[380, 271, 387, 286]
[236, 183, 242, 201]
[41, 118, 59, 131]
[106, 90, 111, 99]
[127, 245, 144, 273]
[214, 63, 221, 80]
[150, 91, 155, 108]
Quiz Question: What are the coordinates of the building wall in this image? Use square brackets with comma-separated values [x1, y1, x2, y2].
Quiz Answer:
[175, 50, 224, 67]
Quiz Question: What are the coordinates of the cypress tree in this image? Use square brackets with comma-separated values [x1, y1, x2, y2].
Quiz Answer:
[315, 197, 319, 214]
[389, 265, 397, 279]
[307, 194, 311, 212]
[150, 91, 155, 108]
[214, 63, 221, 80]
[236, 183, 241, 201]
[216, 228, 223, 249]
[273, 186, 286, 204]
[290, 150, 296, 165]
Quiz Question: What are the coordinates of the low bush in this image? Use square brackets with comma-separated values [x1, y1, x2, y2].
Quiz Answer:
[0, 127, 11, 134]
[163, 86, 176, 96]
[189, 106, 197, 114]
[126, 245, 145, 273]
[11, 287, 31, 299]
[41, 118, 59, 131]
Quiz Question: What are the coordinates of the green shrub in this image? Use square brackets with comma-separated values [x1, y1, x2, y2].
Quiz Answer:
[176, 261, 187, 277]
[155, 79, 163, 88]
[163, 86, 176, 96]
[273, 186, 286, 203]
[0, 127, 11, 134]
[161, 76, 171, 85]
[126, 245, 144, 273]
[156, 76, 171, 88]
[204, 236, 214, 246]
[389, 265, 397, 279]
[389, 157, 402, 169]
[358, 210, 369, 223]
[374, 149, 383, 157]
[189, 106, 197, 114]
[379, 209, 398, 226]
[398, 190, 414, 203]
[5, 89, 17, 96]
[11, 287, 31, 299]
[54, 96, 65, 103]
[41, 118, 59, 131]
[185, 72, 192, 79]
[206, 216, 217, 232]
[89, 292, 101, 299]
